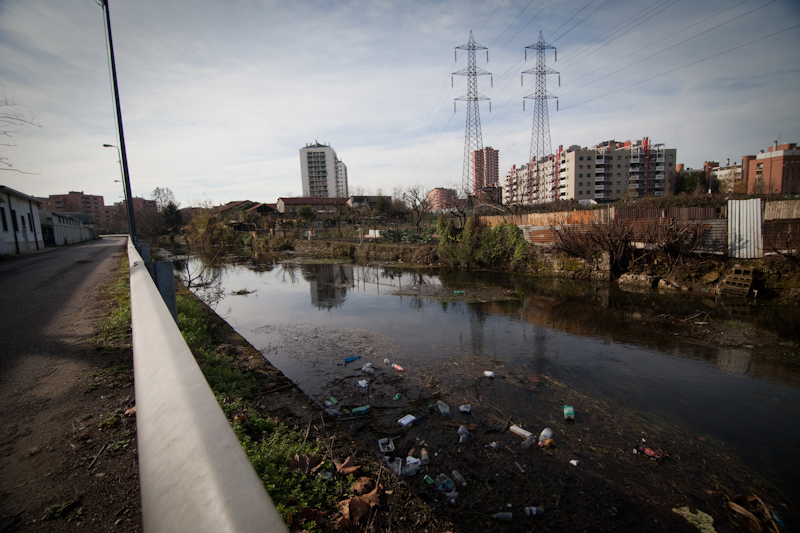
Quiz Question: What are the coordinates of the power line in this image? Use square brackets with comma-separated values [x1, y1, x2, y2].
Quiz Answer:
[550, 0, 616, 44]
[560, 22, 800, 111]
[558, 0, 779, 97]
[476, 0, 506, 38]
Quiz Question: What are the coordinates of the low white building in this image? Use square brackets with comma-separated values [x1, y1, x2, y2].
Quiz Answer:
[39, 210, 96, 246]
[0, 185, 45, 256]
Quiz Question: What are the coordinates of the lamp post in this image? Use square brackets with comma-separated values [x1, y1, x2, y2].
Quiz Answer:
[104, 143, 132, 236]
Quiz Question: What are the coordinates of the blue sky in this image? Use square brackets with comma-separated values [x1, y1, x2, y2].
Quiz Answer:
[1, 0, 798, 207]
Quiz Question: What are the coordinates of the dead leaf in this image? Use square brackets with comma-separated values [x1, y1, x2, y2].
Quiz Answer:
[351, 477, 374, 495]
[727, 501, 763, 532]
[287, 454, 322, 475]
[360, 486, 380, 507]
[336, 486, 381, 527]
[124, 406, 136, 417]
[334, 455, 361, 476]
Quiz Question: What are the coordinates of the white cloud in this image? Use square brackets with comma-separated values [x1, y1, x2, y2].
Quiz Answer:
[1, 0, 798, 206]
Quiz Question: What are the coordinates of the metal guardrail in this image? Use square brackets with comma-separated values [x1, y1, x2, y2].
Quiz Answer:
[128, 239, 287, 532]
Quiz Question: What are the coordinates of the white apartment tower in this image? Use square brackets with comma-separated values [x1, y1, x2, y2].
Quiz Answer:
[299, 142, 349, 198]
[503, 138, 676, 205]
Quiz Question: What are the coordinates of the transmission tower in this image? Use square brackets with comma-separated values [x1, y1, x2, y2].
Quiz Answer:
[522, 31, 558, 204]
[453, 31, 491, 196]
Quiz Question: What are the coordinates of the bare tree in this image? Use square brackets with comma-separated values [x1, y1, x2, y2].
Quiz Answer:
[404, 184, 431, 231]
[1, 87, 38, 173]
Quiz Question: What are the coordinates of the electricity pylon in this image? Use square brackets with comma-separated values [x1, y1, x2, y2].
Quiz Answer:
[454, 31, 491, 196]
[522, 31, 558, 204]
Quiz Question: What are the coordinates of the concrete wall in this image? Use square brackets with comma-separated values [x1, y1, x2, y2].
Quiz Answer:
[0, 189, 44, 256]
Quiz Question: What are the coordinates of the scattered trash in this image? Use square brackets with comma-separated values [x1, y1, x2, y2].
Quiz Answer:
[569, 460, 579, 466]
[437, 400, 451, 417]
[383, 358, 391, 365]
[348, 423, 364, 435]
[352, 405, 371, 416]
[509, 425, 533, 439]
[457, 425, 471, 443]
[539, 428, 554, 447]
[564, 405, 575, 420]
[378, 438, 395, 454]
[325, 409, 342, 417]
[423, 475, 434, 485]
[483, 371, 495, 378]
[492, 512, 513, 521]
[459, 404, 471, 413]
[398, 414, 416, 427]
[521, 435, 536, 450]
[488, 441, 500, 451]
[324, 400, 336, 408]
[633, 445, 663, 462]
[361, 363, 375, 374]
[524, 506, 544, 516]
[402, 457, 421, 477]
[328, 397, 339, 405]
[318, 471, 333, 480]
[357, 380, 369, 388]
[454, 290, 465, 295]
[393, 393, 401, 401]
[391, 363, 405, 372]
[435, 474, 458, 503]
[390, 457, 402, 475]
[672, 507, 716, 533]
[345, 355, 362, 364]
[514, 461, 525, 474]
[420, 448, 429, 465]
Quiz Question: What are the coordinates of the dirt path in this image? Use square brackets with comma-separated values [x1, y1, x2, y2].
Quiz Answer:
[0, 237, 141, 532]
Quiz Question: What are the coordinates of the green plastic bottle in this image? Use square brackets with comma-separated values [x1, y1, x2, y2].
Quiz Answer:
[352, 405, 371, 416]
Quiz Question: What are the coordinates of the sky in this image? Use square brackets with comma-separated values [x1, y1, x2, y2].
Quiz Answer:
[1, 0, 799, 208]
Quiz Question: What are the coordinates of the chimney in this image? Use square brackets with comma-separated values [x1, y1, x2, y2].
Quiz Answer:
[773, 141, 778, 152]
[726, 158, 730, 166]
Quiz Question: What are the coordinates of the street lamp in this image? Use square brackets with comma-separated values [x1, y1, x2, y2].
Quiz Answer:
[104, 143, 132, 235]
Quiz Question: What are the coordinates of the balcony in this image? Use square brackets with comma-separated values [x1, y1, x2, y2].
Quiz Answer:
[655, 191, 664, 197]
[656, 156, 665, 163]
[595, 157, 605, 164]
[629, 167, 640, 173]
[595, 192, 610, 199]
[656, 166, 665, 171]
[595, 167, 606, 174]
[655, 173, 665, 180]
[630, 156, 640, 163]
[595, 185, 609, 191]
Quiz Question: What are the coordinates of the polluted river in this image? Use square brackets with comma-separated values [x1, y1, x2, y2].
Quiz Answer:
[175, 248, 800, 526]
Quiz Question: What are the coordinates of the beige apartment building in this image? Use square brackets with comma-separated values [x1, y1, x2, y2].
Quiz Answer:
[503, 138, 677, 205]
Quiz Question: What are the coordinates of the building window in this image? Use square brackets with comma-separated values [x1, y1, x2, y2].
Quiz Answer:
[617, 156, 621, 160]
[617, 164, 621, 168]
[0, 207, 6, 231]
[578, 191, 583, 195]
[27, 213, 33, 231]
[579, 182, 583, 186]
[616, 190, 620, 193]
[579, 156, 584, 160]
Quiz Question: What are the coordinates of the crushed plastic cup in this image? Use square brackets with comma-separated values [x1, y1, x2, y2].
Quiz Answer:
[457, 425, 471, 443]
[569, 459, 579, 466]
[390, 457, 402, 475]
[437, 400, 450, 417]
[459, 404, 471, 413]
[361, 363, 375, 374]
[383, 358, 391, 365]
[423, 475, 434, 485]
[398, 414, 416, 427]
[357, 380, 368, 388]
[378, 438, 395, 453]
[483, 371, 495, 378]
[563, 405, 575, 420]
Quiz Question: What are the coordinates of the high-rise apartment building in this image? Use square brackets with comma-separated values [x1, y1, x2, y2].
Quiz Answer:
[471, 147, 499, 194]
[742, 142, 800, 194]
[299, 142, 348, 198]
[503, 138, 677, 205]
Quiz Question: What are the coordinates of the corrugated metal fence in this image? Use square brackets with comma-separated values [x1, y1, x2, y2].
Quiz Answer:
[728, 198, 763, 258]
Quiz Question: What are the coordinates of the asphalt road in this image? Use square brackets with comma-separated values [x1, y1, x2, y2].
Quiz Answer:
[0, 236, 126, 400]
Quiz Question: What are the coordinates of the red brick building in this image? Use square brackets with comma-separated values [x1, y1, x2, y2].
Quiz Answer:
[39, 191, 118, 227]
[743, 142, 800, 194]
[471, 147, 499, 194]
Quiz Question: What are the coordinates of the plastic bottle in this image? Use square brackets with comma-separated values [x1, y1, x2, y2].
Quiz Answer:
[493, 512, 513, 521]
[420, 448, 429, 465]
[437, 400, 450, 417]
[328, 397, 338, 405]
[325, 408, 341, 417]
[538, 427, 554, 447]
[391, 363, 405, 372]
[524, 506, 544, 516]
[324, 400, 335, 408]
[435, 474, 455, 493]
[352, 405, 371, 416]
[451, 470, 467, 487]
[521, 435, 536, 449]
[457, 425, 471, 443]
[344, 355, 361, 364]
